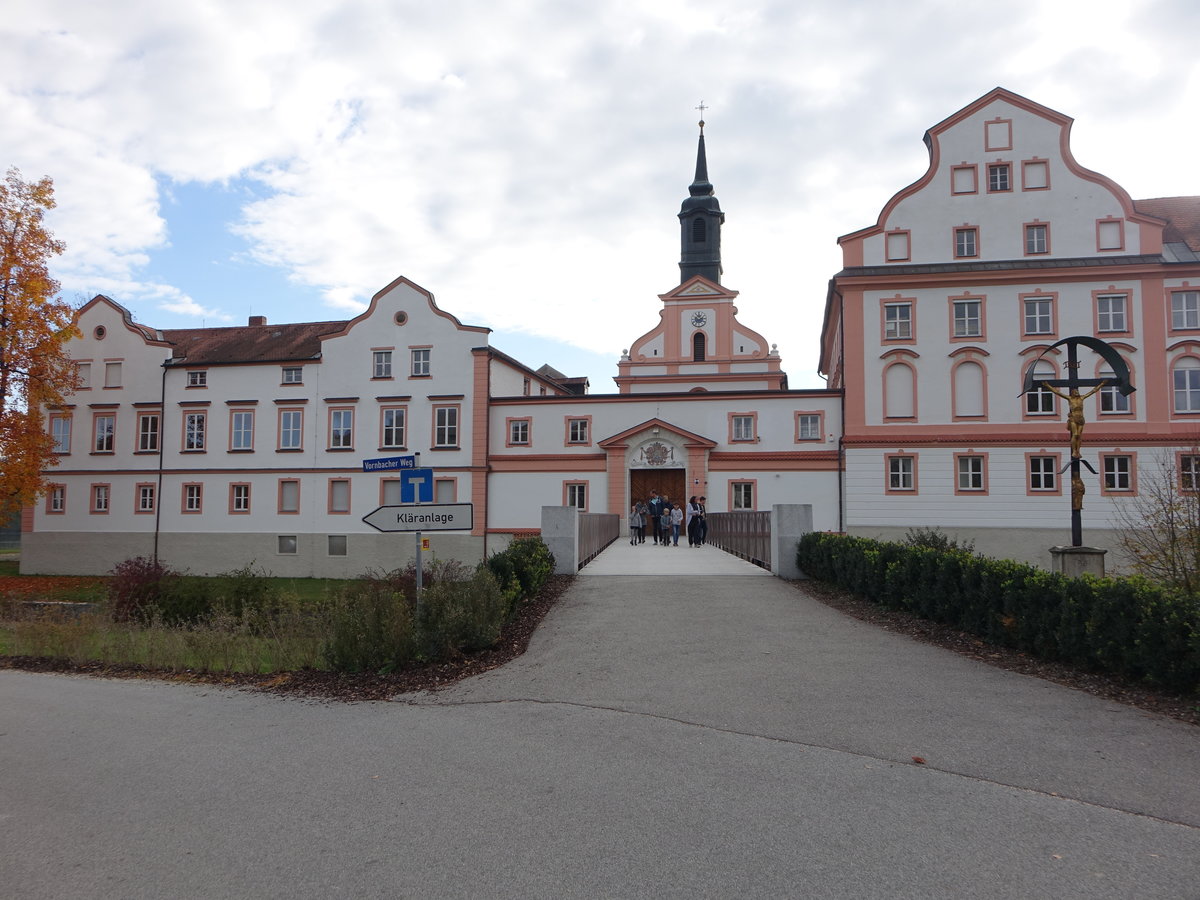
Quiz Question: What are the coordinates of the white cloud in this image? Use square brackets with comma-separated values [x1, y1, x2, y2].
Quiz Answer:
[1, 0, 1197, 387]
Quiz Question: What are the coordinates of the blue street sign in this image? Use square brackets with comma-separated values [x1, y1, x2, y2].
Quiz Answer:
[362, 455, 417, 473]
[400, 467, 435, 503]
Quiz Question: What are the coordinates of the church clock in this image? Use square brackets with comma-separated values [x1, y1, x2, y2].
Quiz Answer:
[691, 311, 708, 328]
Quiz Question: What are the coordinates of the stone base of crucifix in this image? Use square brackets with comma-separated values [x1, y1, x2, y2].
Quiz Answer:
[1050, 545, 1107, 578]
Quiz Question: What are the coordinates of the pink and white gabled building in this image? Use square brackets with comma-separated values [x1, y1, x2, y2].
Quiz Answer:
[820, 87, 1200, 562]
[24, 88, 1200, 575]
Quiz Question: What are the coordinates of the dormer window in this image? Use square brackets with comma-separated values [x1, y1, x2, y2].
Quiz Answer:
[692, 217, 706, 243]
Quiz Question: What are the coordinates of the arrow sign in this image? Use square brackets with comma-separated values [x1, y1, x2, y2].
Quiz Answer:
[362, 504, 473, 533]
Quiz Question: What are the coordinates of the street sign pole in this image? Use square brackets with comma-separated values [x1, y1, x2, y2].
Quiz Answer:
[414, 452, 423, 600]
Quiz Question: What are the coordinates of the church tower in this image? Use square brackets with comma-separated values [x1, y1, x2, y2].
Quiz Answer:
[678, 118, 724, 285]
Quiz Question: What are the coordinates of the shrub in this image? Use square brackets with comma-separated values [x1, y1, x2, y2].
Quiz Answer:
[107, 557, 180, 623]
[796, 532, 1200, 693]
[322, 580, 417, 673]
[903, 526, 975, 555]
[416, 562, 507, 658]
[486, 536, 554, 612]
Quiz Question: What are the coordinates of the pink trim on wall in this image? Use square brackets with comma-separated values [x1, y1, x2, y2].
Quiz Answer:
[1020, 356, 1060, 422]
[471, 348, 490, 536]
[952, 451, 990, 495]
[727, 411, 759, 443]
[1021, 158, 1050, 191]
[949, 163, 978, 195]
[563, 414, 593, 447]
[276, 407, 303, 452]
[1095, 217, 1125, 252]
[326, 406, 355, 451]
[1098, 450, 1138, 496]
[729, 478, 758, 511]
[794, 410, 825, 442]
[434, 477, 458, 502]
[883, 452, 918, 495]
[378, 404, 407, 450]
[1025, 451, 1063, 496]
[1175, 449, 1200, 492]
[947, 293, 987, 343]
[562, 480, 589, 512]
[984, 117, 1013, 151]
[327, 478, 351, 514]
[1093, 355, 1136, 419]
[505, 416, 532, 448]
[228, 408, 255, 452]
[430, 402, 462, 449]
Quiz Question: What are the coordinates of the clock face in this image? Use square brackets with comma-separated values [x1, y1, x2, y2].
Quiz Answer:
[691, 311, 708, 328]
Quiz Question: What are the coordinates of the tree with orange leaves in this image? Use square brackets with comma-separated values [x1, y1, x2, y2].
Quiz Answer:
[0, 167, 79, 518]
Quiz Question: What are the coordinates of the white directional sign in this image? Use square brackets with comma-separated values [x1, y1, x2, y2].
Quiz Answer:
[362, 503, 473, 533]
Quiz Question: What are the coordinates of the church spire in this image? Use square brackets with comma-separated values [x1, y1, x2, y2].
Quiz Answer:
[678, 107, 725, 285]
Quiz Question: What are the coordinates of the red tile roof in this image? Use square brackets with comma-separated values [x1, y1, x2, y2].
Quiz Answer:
[162, 320, 348, 365]
[1135, 196, 1200, 250]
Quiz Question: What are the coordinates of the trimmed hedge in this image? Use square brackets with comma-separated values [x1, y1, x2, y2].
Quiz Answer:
[796, 532, 1200, 693]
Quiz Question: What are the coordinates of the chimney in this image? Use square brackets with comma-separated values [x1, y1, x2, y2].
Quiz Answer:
[248, 315, 267, 326]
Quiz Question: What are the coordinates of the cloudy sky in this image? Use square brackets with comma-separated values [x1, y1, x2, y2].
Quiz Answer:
[4, 0, 1196, 390]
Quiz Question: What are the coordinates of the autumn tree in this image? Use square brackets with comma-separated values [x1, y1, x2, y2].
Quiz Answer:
[1111, 449, 1200, 596]
[0, 167, 78, 518]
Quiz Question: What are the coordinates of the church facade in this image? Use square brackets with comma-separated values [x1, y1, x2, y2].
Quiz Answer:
[22, 89, 1200, 575]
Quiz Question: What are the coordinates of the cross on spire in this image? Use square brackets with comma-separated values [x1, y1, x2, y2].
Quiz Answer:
[695, 101, 708, 131]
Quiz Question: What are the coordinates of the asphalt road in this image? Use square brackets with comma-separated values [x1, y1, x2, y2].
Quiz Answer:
[3, 565, 1198, 899]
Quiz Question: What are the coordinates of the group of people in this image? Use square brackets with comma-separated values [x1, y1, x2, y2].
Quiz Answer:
[629, 491, 707, 547]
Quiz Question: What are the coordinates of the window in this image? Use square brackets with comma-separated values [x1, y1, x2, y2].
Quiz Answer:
[187, 370, 207, 387]
[1029, 456, 1058, 492]
[796, 413, 821, 441]
[1172, 291, 1200, 330]
[94, 414, 115, 453]
[509, 419, 530, 445]
[435, 478, 457, 503]
[884, 302, 912, 340]
[184, 412, 206, 451]
[137, 413, 159, 452]
[381, 407, 406, 448]
[48, 485, 65, 513]
[952, 360, 985, 418]
[954, 227, 978, 258]
[50, 415, 71, 453]
[567, 417, 589, 444]
[329, 408, 354, 449]
[987, 164, 1010, 192]
[1103, 455, 1133, 492]
[1096, 294, 1127, 333]
[328, 535, 348, 557]
[137, 484, 155, 513]
[732, 481, 755, 510]
[523, 378, 531, 396]
[1097, 219, 1123, 251]
[1173, 358, 1200, 413]
[230, 483, 250, 513]
[278, 479, 300, 513]
[411, 348, 431, 377]
[565, 482, 587, 510]
[183, 483, 203, 513]
[692, 217, 706, 242]
[329, 479, 351, 514]
[76, 362, 91, 389]
[1025, 223, 1049, 255]
[91, 483, 110, 513]
[230, 410, 254, 450]
[279, 409, 303, 450]
[883, 361, 916, 419]
[956, 455, 985, 492]
[1022, 160, 1049, 190]
[885, 230, 910, 262]
[693, 331, 706, 361]
[434, 406, 459, 447]
[372, 350, 393, 379]
[381, 478, 401, 505]
[887, 456, 915, 491]
[1181, 455, 1200, 492]
[1026, 360, 1056, 415]
[278, 535, 298, 555]
[282, 366, 303, 384]
[104, 361, 122, 388]
[1023, 296, 1054, 335]
[731, 414, 756, 442]
[1099, 365, 1130, 414]
[950, 165, 977, 195]
[952, 299, 982, 338]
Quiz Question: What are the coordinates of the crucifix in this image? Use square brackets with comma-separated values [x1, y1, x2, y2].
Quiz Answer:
[1021, 335, 1134, 547]
[695, 101, 708, 130]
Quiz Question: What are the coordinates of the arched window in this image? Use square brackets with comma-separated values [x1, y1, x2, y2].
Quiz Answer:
[1099, 364, 1130, 413]
[1173, 357, 1200, 413]
[692, 217, 706, 243]
[1025, 360, 1056, 415]
[693, 331, 706, 361]
[884, 362, 916, 419]
[952, 360, 985, 417]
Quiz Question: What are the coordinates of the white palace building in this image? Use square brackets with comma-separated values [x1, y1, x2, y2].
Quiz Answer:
[22, 88, 1200, 576]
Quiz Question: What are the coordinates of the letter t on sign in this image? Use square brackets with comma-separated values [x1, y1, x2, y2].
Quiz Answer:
[400, 467, 434, 503]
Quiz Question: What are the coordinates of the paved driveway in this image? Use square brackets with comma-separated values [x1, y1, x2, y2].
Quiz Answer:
[2, 544, 1198, 899]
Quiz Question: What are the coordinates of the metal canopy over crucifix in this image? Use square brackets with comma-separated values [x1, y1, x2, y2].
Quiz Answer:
[1020, 335, 1135, 547]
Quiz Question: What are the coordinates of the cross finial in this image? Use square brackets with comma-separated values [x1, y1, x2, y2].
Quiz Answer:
[695, 101, 708, 131]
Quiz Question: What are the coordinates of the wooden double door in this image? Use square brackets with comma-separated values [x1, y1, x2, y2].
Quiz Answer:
[629, 469, 686, 511]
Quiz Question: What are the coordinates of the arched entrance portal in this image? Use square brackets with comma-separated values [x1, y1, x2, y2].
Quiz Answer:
[630, 469, 686, 508]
